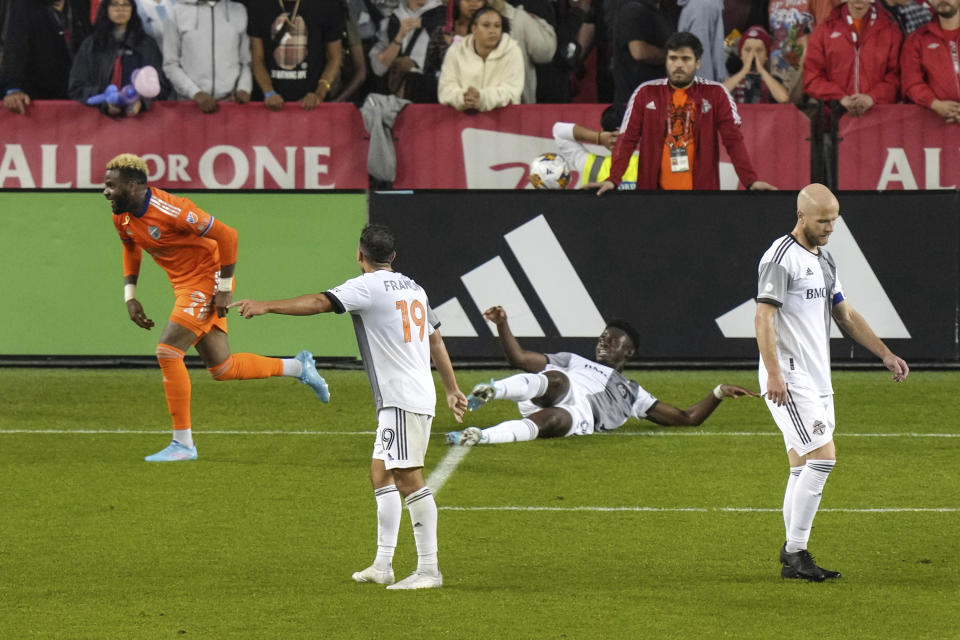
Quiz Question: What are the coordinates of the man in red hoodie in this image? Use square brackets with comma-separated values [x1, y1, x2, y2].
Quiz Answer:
[803, 0, 903, 116]
[901, 0, 960, 122]
[597, 31, 777, 192]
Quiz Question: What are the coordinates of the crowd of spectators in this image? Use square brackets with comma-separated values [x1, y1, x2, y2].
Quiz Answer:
[0, 0, 956, 123]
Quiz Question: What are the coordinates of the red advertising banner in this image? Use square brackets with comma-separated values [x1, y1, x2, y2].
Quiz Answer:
[838, 105, 960, 190]
[0, 101, 369, 189]
[393, 103, 810, 189]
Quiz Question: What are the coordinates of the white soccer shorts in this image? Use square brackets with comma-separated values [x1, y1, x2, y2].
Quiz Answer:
[517, 371, 594, 437]
[372, 407, 433, 470]
[765, 385, 836, 456]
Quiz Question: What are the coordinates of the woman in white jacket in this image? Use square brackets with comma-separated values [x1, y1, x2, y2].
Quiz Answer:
[438, 5, 524, 111]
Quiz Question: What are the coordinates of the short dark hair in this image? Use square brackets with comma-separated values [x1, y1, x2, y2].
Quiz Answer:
[606, 319, 640, 352]
[601, 103, 625, 132]
[359, 224, 396, 264]
[664, 31, 703, 60]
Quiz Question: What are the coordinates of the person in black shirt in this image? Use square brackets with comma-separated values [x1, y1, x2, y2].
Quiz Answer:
[248, 0, 345, 110]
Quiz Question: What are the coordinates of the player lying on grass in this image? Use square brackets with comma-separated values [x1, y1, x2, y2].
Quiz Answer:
[446, 306, 759, 446]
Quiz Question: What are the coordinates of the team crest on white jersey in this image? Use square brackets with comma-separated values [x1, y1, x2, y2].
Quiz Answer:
[811, 420, 826, 435]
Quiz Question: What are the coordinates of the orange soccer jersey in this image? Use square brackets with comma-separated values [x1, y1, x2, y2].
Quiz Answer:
[113, 187, 237, 290]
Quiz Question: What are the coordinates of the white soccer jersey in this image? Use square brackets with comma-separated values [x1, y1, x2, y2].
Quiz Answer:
[545, 352, 658, 431]
[325, 270, 439, 416]
[756, 234, 845, 396]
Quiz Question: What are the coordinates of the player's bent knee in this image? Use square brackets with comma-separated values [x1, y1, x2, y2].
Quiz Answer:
[208, 356, 236, 381]
[156, 343, 185, 362]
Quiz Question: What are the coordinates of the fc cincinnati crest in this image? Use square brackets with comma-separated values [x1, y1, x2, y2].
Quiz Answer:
[148, 225, 162, 240]
[811, 420, 826, 435]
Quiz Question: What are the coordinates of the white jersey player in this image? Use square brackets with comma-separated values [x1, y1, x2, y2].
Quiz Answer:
[446, 305, 758, 447]
[755, 183, 908, 583]
[230, 225, 467, 590]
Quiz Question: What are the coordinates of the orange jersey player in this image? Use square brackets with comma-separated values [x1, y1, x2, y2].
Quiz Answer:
[104, 153, 331, 462]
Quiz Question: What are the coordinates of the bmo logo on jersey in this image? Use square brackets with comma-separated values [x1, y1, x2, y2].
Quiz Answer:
[806, 288, 826, 300]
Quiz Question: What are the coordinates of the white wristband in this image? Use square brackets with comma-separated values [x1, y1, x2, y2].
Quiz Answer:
[124, 283, 136, 302]
[712, 384, 724, 400]
[218, 276, 233, 292]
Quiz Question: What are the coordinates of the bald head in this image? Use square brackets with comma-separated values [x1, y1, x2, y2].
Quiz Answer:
[797, 183, 839, 218]
[794, 183, 840, 250]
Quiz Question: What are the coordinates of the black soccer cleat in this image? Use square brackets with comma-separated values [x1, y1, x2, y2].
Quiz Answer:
[781, 563, 842, 580]
[779, 543, 840, 582]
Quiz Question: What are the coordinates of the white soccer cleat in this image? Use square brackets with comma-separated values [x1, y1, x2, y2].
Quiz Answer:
[459, 426, 484, 446]
[385, 570, 443, 590]
[467, 380, 496, 411]
[351, 565, 395, 585]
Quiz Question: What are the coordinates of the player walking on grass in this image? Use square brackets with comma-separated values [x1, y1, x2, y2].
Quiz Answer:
[446, 306, 757, 446]
[755, 183, 909, 582]
[230, 224, 467, 590]
[104, 154, 330, 463]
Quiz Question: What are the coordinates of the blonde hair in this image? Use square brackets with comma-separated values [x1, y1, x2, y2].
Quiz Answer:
[106, 153, 149, 183]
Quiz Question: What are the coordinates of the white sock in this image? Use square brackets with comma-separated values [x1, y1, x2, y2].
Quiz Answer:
[281, 358, 303, 378]
[480, 419, 539, 444]
[782, 465, 804, 540]
[173, 428, 193, 448]
[785, 459, 836, 552]
[404, 486, 439, 575]
[492, 373, 549, 402]
[373, 485, 400, 571]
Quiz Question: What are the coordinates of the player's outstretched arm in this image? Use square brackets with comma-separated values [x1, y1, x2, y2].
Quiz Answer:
[229, 293, 334, 318]
[645, 384, 760, 427]
[429, 330, 467, 423]
[833, 301, 909, 382]
[483, 306, 548, 372]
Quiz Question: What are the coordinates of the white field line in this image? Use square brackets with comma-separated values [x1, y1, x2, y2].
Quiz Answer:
[1, 429, 959, 438]
[439, 506, 959, 513]
[426, 445, 471, 494]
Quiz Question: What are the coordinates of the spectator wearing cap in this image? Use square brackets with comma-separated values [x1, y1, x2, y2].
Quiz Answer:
[803, 0, 903, 116]
[724, 25, 790, 102]
[900, 0, 960, 121]
[1, 0, 92, 114]
[68, 0, 167, 116]
[438, 5, 523, 111]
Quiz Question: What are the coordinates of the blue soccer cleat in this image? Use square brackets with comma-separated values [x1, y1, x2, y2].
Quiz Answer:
[296, 350, 330, 403]
[467, 380, 496, 411]
[144, 440, 198, 462]
[444, 431, 462, 446]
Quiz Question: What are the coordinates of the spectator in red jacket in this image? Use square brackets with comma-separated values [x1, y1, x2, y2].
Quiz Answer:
[597, 31, 778, 192]
[803, 0, 903, 116]
[900, 0, 960, 122]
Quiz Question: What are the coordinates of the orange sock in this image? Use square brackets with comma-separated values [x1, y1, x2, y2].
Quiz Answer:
[208, 353, 283, 381]
[156, 343, 191, 430]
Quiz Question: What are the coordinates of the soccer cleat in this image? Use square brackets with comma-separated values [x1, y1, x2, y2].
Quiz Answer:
[296, 350, 330, 403]
[446, 427, 484, 446]
[779, 543, 839, 582]
[467, 380, 496, 411]
[352, 565, 395, 585]
[385, 570, 443, 590]
[144, 440, 198, 462]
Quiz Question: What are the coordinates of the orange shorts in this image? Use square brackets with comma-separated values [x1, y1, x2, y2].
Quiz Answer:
[169, 279, 228, 339]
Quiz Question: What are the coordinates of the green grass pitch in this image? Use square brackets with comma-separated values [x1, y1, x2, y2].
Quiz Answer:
[1, 368, 957, 639]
